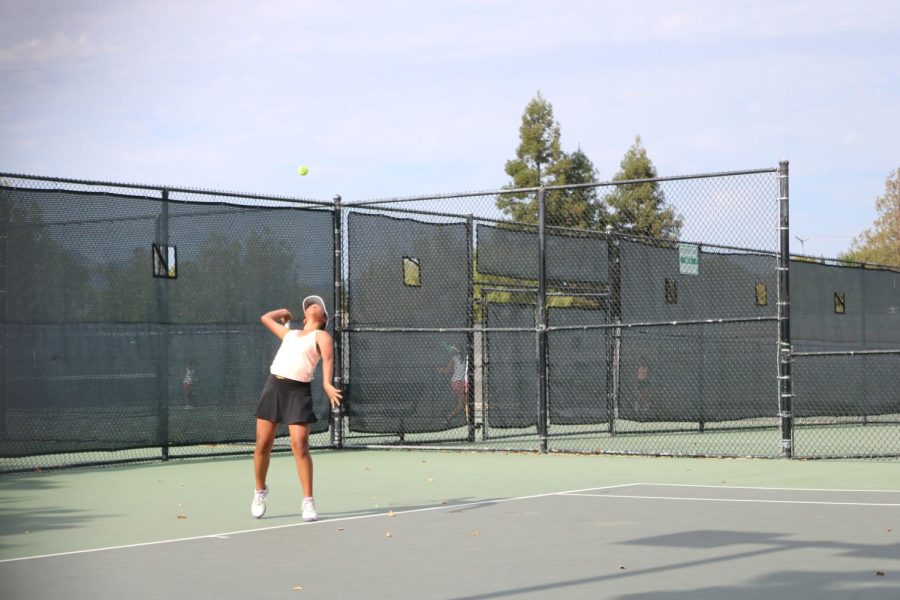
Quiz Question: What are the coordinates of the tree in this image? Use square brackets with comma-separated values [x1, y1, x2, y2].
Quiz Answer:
[1, 194, 97, 322]
[98, 247, 155, 322]
[604, 136, 682, 239]
[497, 93, 602, 229]
[545, 147, 604, 228]
[169, 228, 305, 324]
[840, 168, 900, 267]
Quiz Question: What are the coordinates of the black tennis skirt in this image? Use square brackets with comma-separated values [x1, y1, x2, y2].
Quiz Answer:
[255, 375, 318, 425]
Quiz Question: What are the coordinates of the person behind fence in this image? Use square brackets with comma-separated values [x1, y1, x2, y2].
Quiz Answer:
[182, 365, 195, 409]
[438, 343, 469, 423]
[251, 295, 342, 521]
[636, 354, 651, 419]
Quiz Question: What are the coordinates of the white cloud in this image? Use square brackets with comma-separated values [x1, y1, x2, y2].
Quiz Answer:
[1, 0, 898, 257]
[0, 31, 115, 64]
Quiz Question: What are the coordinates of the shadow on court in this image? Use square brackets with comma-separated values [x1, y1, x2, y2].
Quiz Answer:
[448, 529, 899, 600]
[616, 571, 898, 600]
[626, 529, 900, 560]
[0, 478, 107, 550]
[454, 568, 898, 600]
[255, 496, 506, 521]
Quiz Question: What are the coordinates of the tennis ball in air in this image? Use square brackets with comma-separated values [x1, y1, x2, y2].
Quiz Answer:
[298, 165, 309, 176]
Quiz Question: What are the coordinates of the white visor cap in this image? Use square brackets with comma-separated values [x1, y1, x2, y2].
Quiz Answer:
[302, 295, 329, 323]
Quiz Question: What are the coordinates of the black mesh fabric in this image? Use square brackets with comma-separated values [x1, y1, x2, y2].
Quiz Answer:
[547, 307, 608, 425]
[791, 261, 900, 351]
[793, 353, 899, 418]
[1, 187, 334, 458]
[348, 213, 468, 328]
[345, 212, 470, 436]
[476, 223, 608, 283]
[483, 303, 537, 429]
[619, 240, 777, 323]
[618, 322, 775, 423]
[4, 168, 898, 466]
[346, 332, 468, 434]
[617, 240, 777, 423]
[791, 261, 899, 421]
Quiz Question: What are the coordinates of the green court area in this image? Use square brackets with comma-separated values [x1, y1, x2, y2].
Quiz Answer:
[1, 450, 899, 599]
[3, 449, 897, 559]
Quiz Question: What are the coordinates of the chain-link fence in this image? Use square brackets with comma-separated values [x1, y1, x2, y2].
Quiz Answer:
[336, 169, 793, 457]
[2, 165, 898, 472]
[0, 174, 337, 472]
[790, 259, 900, 458]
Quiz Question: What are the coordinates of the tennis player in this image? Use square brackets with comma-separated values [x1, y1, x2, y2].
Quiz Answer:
[439, 345, 469, 422]
[251, 295, 342, 520]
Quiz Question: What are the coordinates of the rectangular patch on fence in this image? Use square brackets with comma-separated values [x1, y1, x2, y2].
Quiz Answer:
[152, 244, 177, 279]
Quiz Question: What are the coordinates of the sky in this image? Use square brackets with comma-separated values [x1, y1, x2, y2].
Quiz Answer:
[1, 0, 898, 259]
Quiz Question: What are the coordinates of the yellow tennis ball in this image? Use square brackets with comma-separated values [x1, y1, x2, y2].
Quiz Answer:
[298, 165, 309, 176]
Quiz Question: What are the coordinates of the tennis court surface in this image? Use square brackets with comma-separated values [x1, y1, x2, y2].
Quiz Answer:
[2, 451, 898, 599]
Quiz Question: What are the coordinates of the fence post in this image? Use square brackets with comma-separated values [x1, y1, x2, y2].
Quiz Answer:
[777, 161, 793, 458]
[466, 214, 476, 442]
[537, 188, 549, 453]
[331, 195, 344, 449]
[606, 225, 621, 434]
[155, 189, 170, 461]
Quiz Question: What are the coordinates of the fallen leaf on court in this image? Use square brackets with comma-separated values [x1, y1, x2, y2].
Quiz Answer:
[385, 531, 392, 538]
[388, 511, 396, 517]
[472, 529, 479, 537]
[619, 566, 626, 570]
[338, 527, 344, 532]
[875, 572, 885, 576]
[441, 500, 448, 505]
[177, 514, 187, 519]
[292, 585, 303, 590]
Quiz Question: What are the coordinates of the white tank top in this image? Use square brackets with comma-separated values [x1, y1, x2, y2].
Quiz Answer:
[451, 355, 467, 381]
[270, 331, 321, 382]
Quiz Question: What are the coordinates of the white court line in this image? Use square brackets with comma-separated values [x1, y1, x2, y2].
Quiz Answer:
[0, 483, 640, 564]
[630, 483, 900, 494]
[562, 493, 900, 507]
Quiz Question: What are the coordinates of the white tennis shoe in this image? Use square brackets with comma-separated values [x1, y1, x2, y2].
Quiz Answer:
[301, 497, 318, 522]
[251, 485, 269, 518]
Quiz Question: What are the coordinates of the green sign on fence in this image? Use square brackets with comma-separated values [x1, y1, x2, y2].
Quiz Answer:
[679, 243, 698, 275]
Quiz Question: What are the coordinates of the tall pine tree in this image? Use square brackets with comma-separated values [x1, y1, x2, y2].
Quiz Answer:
[604, 136, 682, 239]
[498, 93, 601, 229]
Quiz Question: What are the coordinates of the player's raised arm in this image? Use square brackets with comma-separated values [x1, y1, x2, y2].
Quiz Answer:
[260, 308, 292, 339]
